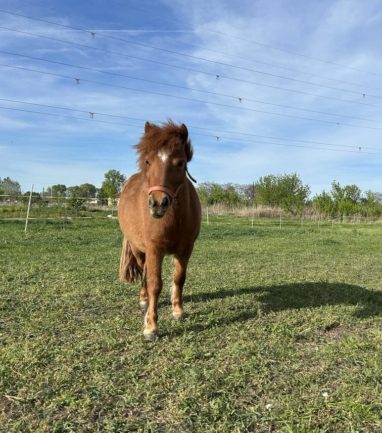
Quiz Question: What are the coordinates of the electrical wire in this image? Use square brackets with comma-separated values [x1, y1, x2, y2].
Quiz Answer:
[1, 8, 381, 98]
[2, 26, 382, 111]
[1, 50, 382, 125]
[1, 99, 381, 154]
[2, 62, 382, 133]
[0, 24, 382, 103]
[125, 3, 382, 80]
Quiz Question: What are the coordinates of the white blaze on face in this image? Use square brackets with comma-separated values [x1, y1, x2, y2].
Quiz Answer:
[158, 150, 169, 163]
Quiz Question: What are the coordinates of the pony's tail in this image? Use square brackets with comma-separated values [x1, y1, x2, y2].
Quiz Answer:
[119, 238, 142, 283]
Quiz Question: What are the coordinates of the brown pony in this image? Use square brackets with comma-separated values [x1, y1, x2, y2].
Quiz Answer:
[118, 121, 201, 340]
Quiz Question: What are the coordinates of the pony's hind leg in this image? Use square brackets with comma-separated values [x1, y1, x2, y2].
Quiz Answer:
[129, 247, 147, 312]
[120, 239, 147, 311]
[171, 253, 191, 320]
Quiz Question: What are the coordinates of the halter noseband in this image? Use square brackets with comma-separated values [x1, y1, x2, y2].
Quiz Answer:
[148, 183, 183, 204]
[147, 166, 197, 204]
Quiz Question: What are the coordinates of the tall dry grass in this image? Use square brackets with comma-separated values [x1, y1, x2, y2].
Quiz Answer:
[202, 204, 382, 223]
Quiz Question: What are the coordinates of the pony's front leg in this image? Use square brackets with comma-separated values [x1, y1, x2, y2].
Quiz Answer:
[139, 265, 148, 312]
[171, 253, 191, 320]
[144, 248, 164, 340]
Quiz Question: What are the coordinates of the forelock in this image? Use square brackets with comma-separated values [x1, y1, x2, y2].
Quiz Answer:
[135, 121, 193, 169]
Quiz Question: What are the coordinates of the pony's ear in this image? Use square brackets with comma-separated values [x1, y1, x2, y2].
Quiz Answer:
[180, 123, 188, 140]
[179, 123, 192, 161]
[145, 121, 153, 133]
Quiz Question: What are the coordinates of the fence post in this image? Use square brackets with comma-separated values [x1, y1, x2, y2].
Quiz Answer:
[206, 206, 209, 225]
[279, 214, 282, 229]
[24, 184, 33, 233]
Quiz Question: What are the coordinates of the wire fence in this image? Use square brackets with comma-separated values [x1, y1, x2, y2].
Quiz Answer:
[1, 198, 381, 231]
[0, 195, 117, 222]
[202, 210, 381, 230]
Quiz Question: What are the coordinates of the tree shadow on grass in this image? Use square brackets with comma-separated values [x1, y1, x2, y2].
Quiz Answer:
[169, 282, 382, 337]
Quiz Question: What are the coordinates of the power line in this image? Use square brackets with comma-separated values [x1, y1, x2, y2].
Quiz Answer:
[1, 21, 382, 102]
[150, 34, 381, 95]
[124, 4, 382, 92]
[1, 50, 382, 125]
[1, 99, 381, 154]
[190, 132, 381, 155]
[202, 73, 382, 109]
[2, 62, 382, 133]
[1, 104, 379, 155]
[60, 28, 382, 99]
[155, 9, 382, 81]
[1, 8, 381, 95]
[209, 30, 382, 80]
[0, 25, 222, 77]
[2, 25, 382, 111]
[126, 3, 382, 80]
[190, 125, 382, 151]
[0, 104, 143, 127]
[79, 35, 382, 99]
[0, 98, 145, 122]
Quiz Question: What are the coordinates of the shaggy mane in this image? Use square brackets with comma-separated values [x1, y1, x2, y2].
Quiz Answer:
[135, 121, 193, 170]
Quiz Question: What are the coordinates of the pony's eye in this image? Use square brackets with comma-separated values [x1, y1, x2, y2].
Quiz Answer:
[177, 160, 185, 167]
[145, 160, 150, 166]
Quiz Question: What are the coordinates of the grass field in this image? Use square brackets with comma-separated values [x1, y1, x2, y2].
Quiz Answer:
[0, 217, 381, 432]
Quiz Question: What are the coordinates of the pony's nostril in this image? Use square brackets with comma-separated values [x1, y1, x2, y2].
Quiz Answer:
[148, 195, 155, 209]
[161, 196, 170, 208]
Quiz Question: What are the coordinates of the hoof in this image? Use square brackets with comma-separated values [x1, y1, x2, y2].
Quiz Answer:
[143, 330, 158, 341]
[172, 311, 184, 321]
[139, 301, 148, 312]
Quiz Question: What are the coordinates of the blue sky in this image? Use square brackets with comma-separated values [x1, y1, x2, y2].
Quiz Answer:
[0, 0, 382, 195]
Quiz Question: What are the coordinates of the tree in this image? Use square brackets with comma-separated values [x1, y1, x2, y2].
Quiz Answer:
[66, 186, 85, 210]
[97, 187, 108, 206]
[254, 173, 310, 214]
[99, 170, 126, 205]
[78, 183, 97, 198]
[51, 184, 67, 198]
[22, 191, 43, 205]
[196, 182, 212, 206]
[197, 182, 243, 206]
[46, 184, 67, 203]
[331, 181, 361, 204]
[0, 177, 21, 198]
[343, 184, 361, 203]
[313, 182, 381, 218]
[242, 183, 256, 204]
[220, 183, 242, 206]
[313, 191, 335, 217]
[374, 192, 382, 204]
[330, 181, 362, 217]
[360, 191, 382, 217]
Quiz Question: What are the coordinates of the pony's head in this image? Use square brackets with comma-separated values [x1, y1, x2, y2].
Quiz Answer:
[136, 121, 193, 219]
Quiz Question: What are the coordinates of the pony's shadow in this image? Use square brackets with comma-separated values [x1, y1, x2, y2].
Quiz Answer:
[170, 282, 382, 336]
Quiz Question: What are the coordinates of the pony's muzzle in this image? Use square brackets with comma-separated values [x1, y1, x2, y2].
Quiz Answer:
[148, 192, 171, 218]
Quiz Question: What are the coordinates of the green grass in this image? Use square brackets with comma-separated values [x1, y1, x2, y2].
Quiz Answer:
[0, 217, 381, 432]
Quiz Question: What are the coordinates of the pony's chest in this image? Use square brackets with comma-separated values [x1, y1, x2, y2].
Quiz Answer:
[145, 216, 189, 252]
